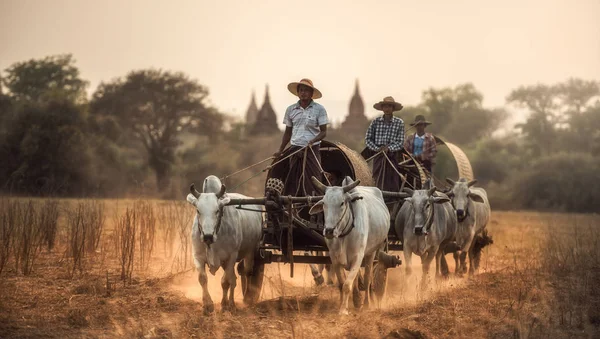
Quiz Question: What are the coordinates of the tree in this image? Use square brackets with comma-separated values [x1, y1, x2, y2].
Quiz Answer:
[417, 84, 506, 145]
[507, 79, 600, 156]
[0, 97, 92, 195]
[2, 54, 88, 104]
[90, 69, 224, 192]
[0, 55, 93, 195]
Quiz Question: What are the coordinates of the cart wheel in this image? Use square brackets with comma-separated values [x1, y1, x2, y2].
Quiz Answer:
[370, 261, 388, 307]
[241, 261, 264, 305]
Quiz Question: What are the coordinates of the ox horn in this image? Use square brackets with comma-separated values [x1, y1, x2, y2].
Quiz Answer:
[427, 186, 436, 196]
[467, 179, 478, 187]
[402, 187, 414, 196]
[445, 178, 456, 186]
[190, 184, 201, 198]
[342, 179, 361, 193]
[216, 184, 227, 199]
[311, 176, 328, 194]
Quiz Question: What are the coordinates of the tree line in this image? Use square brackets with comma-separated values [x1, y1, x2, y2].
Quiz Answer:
[0, 54, 598, 212]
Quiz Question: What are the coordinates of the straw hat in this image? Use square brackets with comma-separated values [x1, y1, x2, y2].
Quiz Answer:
[410, 114, 432, 126]
[287, 78, 322, 99]
[373, 96, 404, 111]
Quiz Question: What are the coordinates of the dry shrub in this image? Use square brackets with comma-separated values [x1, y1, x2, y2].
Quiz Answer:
[38, 199, 60, 251]
[541, 214, 600, 329]
[12, 200, 43, 275]
[0, 199, 18, 275]
[157, 202, 177, 259]
[137, 201, 156, 271]
[66, 202, 88, 276]
[116, 206, 137, 281]
[85, 200, 105, 254]
[162, 201, 193, 273]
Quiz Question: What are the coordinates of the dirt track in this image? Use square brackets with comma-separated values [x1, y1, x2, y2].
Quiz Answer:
[1, 208, 599, 338]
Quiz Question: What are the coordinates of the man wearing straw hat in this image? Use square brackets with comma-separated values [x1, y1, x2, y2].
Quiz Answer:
[404, 115, 437, 173]
[273, 78, 329, 197]
[364, 96, 405, 193]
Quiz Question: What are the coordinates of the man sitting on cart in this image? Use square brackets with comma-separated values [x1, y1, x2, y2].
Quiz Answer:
[364, 96, 405, 193]
[272, 78, 329, 198]
[404, 115, 437, 174]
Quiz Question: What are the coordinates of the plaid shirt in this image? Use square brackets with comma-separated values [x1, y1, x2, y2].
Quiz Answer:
[404, 132, 437, 163]
[365, 116, 405, 152]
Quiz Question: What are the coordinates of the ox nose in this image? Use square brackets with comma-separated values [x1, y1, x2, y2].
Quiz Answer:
[456, 209, 465, 218]
[414, 227, 427, 236]
[324, 228, 334, 239]
[203, 234, 214, 245]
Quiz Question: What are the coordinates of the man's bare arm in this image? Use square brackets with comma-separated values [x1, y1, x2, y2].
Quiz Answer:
[309, 125, 327, 145]
[274, 126, 293, 157]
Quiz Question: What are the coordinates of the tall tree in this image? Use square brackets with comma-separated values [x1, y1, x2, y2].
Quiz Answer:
[417, 83, 506, 145]
[507, 79, 600, 155]
[90, 69, 224, 192]
[2, 54, 88, 103]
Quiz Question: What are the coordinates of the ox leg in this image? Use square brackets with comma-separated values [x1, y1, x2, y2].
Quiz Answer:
[305, 251, 325, 286]
[221, 256, 237, 311]
[421, 249, 436, 288]
[468, 243, 480, 276]
[340, 258, 363, 315]
[197, 263, 214, 314]
[403, 246, 413, 277]
[324, 264, 335, 285]
[362, 251, 377, 309]
[309, 264, 325, 286]
[435, 246, 447, 279]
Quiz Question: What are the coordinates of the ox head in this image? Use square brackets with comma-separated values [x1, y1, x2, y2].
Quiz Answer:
[403, 186, 450, 236]
[186, 178, 229, 245]
[308, 176, 361, 239]
[445, 178, 484, 222]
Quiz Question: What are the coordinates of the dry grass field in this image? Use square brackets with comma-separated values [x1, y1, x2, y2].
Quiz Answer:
[0, 197, 599, 339]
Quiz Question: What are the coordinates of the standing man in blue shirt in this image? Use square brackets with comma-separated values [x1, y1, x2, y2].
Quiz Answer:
[364, 96, 405, 192]
[273, 78, 329, 197]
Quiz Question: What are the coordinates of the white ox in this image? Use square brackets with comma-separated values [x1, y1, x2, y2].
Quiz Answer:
[395, 186, 456, 284]
[186, 175, 263, 313]
[309, 176, 390, 315]
[445, 177, 491, 275]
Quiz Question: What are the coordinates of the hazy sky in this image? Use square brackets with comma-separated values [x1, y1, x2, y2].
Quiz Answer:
[1, 0, 599, 127]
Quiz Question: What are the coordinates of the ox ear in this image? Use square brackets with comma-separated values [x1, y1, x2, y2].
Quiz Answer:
[403, 197, 413, 203]
[186, 193, 198, 205]
[308, 200, 324, 215]
[218, 196, 231, 207]
[468, 192, 485, 203]
[432, 195, 450, 204]
[467, 179, 478, 187]
[445, 178, 456, 186]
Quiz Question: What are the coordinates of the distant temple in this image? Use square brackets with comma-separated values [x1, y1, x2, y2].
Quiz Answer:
[243, 79, 370, 137]
[248, 85, 279, 136]
[244, 90, 259, 127]
[340, 79, 369, 135]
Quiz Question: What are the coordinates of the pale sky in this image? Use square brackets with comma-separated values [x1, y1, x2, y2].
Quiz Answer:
[1, 0, 599, 128]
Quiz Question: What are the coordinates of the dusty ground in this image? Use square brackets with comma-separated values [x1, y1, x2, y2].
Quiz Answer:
[0, 202, 599, 339]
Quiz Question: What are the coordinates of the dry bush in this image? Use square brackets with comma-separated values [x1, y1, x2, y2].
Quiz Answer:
[38, 199, 60, 251]
[157, 202, 176, 259]
[160, 201, 193, 273]
[12, 200, 43, 275]
[85, 200, 105, 254]
[66, 202, 88, 276]
[0, 199, 18, 275]
[171, 202, 194, 273]
[541, 214, 600, 329]
[137, 201, 156, 271]
[116, 206, 137, 281]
